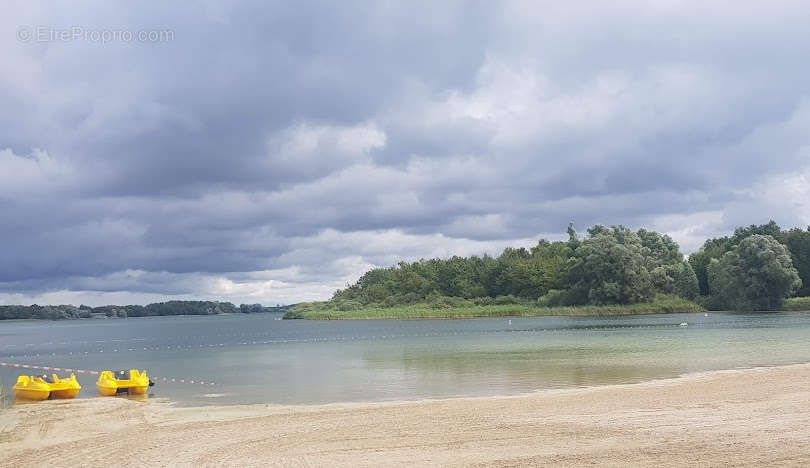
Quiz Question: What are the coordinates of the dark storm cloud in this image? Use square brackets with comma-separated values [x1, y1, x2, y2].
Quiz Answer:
[2, 1, 810, 304]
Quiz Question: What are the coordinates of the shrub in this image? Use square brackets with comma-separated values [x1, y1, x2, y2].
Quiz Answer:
[783, 296, 810, 311]
[493, 295, 520, 305]
[537, 289, 568, 307]
[336, 300, 363, 311]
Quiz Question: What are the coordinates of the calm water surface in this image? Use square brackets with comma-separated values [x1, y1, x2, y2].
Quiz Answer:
[3, 312, 810, 406]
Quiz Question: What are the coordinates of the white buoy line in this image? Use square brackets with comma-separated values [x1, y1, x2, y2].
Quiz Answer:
[1, 323, 700, 361]
[1, 318, 715, 351]
[0, 361, 216, 386]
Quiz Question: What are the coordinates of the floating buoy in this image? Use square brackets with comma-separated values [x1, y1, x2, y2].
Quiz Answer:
[679, 322, 688, 327]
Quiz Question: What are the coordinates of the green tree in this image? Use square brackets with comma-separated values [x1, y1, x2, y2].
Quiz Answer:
[689, 236, 732, 296]
[731, 220, 782, 244]
[638, 228, 683, 267]
[530, 240, 572, 291]
[782, 227, 810, 297]
[672, 262, 700, 300]
[567, 226, 653, 305]
[708, 234, 802, 310]
[690, 221, 793, 298]
[651, 262, 699, 300]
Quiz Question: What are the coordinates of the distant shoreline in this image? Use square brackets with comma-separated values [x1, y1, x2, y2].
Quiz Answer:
[0, 301, 295, 321]
[0, 312, 286, 323]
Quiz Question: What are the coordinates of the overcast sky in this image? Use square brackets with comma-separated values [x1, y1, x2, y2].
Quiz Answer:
[2, 1, 810, 306]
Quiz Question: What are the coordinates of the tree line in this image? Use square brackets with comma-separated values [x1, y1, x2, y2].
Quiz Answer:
[0, 301, 295, 321]
[331, 222, 808, 311]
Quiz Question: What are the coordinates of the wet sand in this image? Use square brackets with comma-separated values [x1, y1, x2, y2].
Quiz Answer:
[3, 363, 810, 467]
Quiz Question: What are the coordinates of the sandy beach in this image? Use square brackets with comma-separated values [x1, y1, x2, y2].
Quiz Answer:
[3, 363, 810, 467]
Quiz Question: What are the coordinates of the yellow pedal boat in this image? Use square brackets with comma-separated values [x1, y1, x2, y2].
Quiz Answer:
[13, 374, 82, 401]
[97, 369, 153, 396]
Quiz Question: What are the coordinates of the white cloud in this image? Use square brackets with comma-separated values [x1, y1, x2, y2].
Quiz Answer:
[0, 148, 77, 196]
[647, 211, 726, 254]
[264, 122, 386, 181]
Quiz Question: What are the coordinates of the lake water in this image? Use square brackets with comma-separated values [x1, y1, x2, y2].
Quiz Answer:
[3, 312, 810, 407]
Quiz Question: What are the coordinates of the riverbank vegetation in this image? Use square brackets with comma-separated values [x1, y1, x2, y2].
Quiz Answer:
[287, 221, 810, 319]
[783, 297, 810, 311]
[0, 301, 294, 321]
[285, 294, 704, 319]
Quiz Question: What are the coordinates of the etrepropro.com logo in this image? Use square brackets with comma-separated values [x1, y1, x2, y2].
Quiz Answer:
[16, 25, 174, 44]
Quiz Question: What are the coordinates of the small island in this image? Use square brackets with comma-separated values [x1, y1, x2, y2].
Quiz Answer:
[286, 221, 810, 319]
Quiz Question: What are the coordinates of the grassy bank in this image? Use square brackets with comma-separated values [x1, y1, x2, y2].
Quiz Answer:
[783, 297, 810, 311]
[284, 295, 704, 320]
